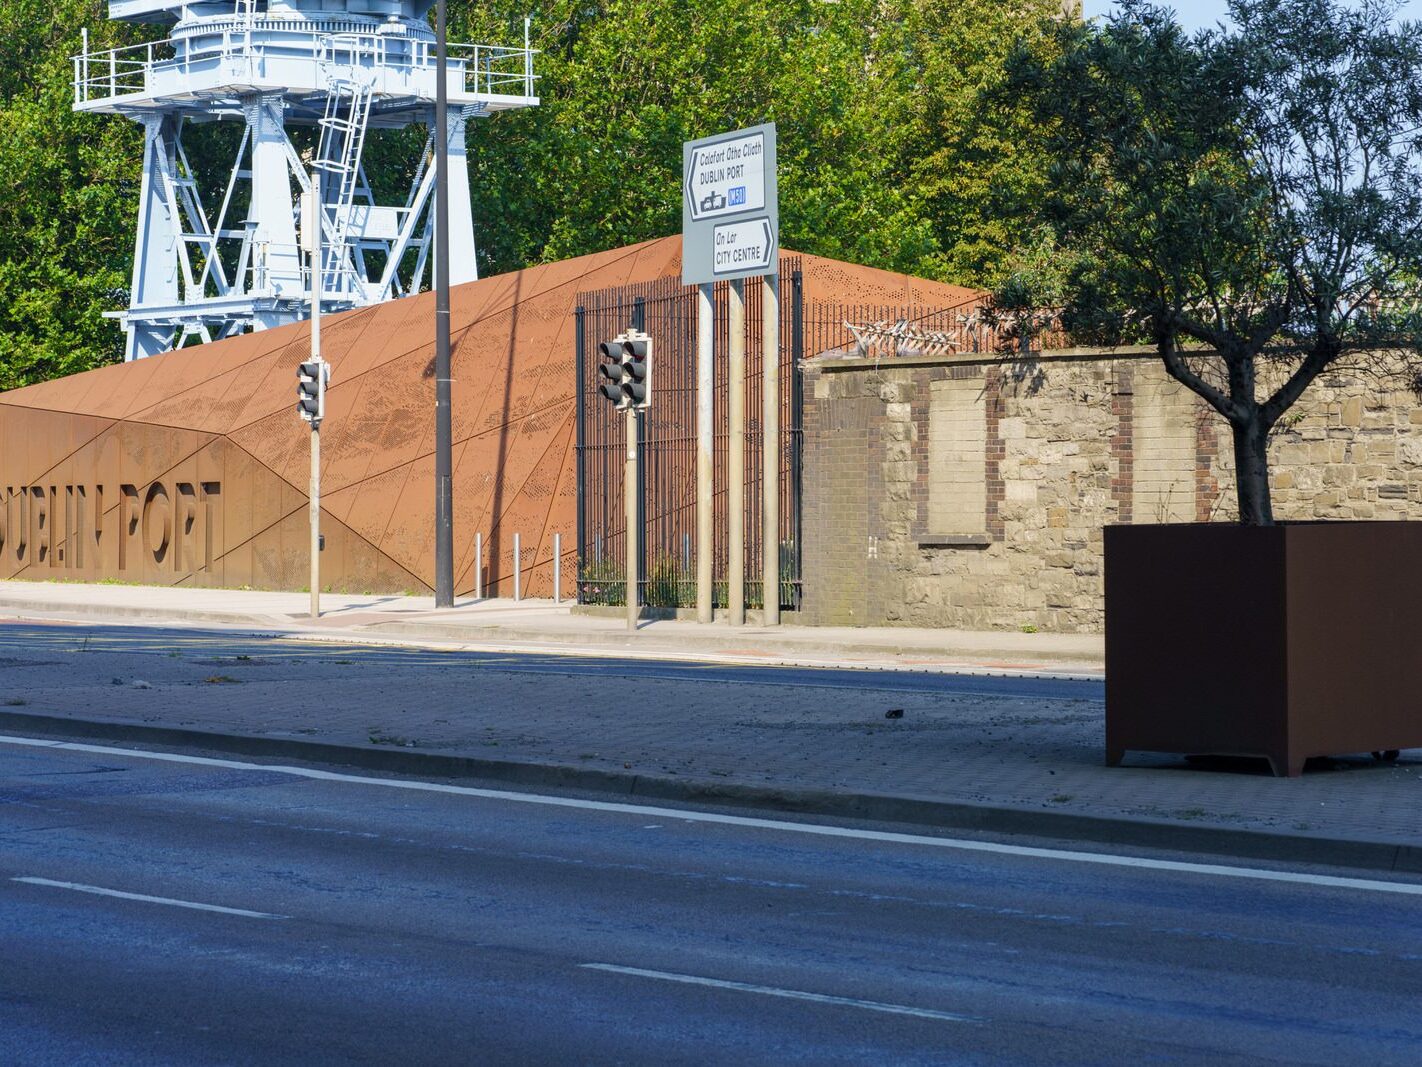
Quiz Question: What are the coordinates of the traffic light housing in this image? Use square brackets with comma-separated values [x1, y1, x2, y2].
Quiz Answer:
[298, 358, 331, 424]
[595, 330, 652, 411]
[597, 338, 627, 407]
[621, 332, 651, 409]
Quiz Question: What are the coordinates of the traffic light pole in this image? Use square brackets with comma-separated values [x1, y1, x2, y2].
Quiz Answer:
[727, 279, 746, 626]
[433, 0, 454, 609]
[762, 273, 780, 626]
[696, 283, 714, 624]
[309, 170, 323, 621]
[625, 406, 639, 632]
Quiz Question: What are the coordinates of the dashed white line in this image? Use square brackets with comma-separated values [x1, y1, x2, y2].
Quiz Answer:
[2, 734, 1420, 897]
[12, 876, 285, 919]
[580, 963, 974, 1022]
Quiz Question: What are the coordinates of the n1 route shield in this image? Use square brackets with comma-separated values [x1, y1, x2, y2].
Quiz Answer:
[682, 122, 778, 286]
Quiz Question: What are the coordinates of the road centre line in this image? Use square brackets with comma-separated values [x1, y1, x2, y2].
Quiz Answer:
[3, 734, 1420, 898]
[580, 963, 974, 1023]
[11, 876, 285, 919]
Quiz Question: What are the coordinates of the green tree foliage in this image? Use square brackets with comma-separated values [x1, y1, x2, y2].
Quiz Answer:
[0, 0, 145, 389]
[0, 0, 1065, 387]
[1010, 0, 1422, 525]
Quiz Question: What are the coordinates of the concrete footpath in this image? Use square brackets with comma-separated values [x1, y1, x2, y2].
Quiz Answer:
[0, 580, 1104, 675]
[2, 580, 1421, 877]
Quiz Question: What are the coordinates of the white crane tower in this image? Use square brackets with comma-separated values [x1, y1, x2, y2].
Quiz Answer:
[73, 0, 539, 360]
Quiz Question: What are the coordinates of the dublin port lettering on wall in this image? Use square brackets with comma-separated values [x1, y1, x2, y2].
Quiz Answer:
[0, 481, 222, 575]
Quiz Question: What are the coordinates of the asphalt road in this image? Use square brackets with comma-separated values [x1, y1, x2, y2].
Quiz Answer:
[2, 736, 1420, 1065]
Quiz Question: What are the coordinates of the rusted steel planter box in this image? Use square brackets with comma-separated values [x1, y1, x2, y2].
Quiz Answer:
[1104, 521, 1422, 777]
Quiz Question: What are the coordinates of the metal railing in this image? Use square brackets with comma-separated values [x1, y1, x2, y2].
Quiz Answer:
[802, 293, 1073, 360]
[575, 264, 806, 612]
[73, 27, 539, 106]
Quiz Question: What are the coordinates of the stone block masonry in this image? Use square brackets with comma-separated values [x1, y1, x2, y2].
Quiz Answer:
[801, 348, 1422, 633]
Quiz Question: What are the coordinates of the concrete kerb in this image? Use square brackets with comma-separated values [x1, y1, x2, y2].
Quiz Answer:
[3, 708, 1417, 879]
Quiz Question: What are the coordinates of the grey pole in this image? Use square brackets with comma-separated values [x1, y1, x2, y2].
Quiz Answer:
[433, 0, 454, 608]
[474, 531, 482, 599]
[627, 407, 640, 631]
[309, 169, 323, 621]
[696, 283, 714, 623]
[762, 272, 780, 626]
[727, 278, 746, 626]
[513, 532, 521, 601]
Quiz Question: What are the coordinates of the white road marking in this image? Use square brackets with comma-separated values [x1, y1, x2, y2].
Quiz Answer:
[581, 963, 973, 1022]
[2, 733, 1420, 898]
[12, 876, 284, 919]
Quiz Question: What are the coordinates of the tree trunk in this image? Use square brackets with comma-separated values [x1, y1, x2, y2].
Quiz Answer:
[1232, 418, 1274, 526]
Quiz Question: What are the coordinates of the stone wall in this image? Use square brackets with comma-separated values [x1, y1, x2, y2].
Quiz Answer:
[800, 348, 1422, 633]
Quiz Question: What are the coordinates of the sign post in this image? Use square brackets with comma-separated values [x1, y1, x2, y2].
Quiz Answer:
[683, 123, 779, 625]
[301, 176, 327, 621]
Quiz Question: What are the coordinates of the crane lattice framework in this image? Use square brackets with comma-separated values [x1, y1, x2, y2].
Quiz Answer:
[74, 0, 539, 360]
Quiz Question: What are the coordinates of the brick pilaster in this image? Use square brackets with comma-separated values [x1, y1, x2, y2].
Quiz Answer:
[1195, 404, 1220, 522]
[985, 369, 1006, 541]
[1111, 363, 1134, 523]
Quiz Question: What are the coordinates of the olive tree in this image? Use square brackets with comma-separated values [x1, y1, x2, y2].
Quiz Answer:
[1010, 0, 1422, 525]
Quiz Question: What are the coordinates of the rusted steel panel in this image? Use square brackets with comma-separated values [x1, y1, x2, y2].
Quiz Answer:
[0, 237, 984, 596]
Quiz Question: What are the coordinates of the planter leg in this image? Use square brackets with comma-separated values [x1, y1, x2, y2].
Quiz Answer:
[1266, 752, 1304, 778]
[1105, 747, 1125, 767]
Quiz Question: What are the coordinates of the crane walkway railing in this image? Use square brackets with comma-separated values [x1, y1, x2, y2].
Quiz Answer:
[73, 28, 539, 107]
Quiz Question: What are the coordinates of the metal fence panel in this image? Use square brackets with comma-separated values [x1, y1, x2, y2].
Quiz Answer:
[575, 261, 805, 610]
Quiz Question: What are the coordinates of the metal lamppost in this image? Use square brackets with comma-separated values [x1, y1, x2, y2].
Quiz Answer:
[433, 0, 454, 607]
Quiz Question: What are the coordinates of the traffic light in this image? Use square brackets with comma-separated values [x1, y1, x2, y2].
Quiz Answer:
[595, 330, 652, 410]
[597, 338, 628, 408]
[621, 330, 651, 410]
[297, 358, 330, 424]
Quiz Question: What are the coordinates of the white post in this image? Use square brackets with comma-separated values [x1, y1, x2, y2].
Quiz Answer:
[626, 407, 639, 632]
[763, 272, 780, 626]
[308, 168, 322, 621]
[513, 532, 521, 601]
[553, 532, 562, 603]
[727, 279, 746, 626]
[309, 422, 320, 619]
[475, 531, 483, 599]
[696, 282, 714, 623]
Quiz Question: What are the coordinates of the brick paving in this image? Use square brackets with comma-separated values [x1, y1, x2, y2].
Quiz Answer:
[2, 618, 1419, 850]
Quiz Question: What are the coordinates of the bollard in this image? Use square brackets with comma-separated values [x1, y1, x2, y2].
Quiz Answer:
[553, 532, 562, 604]
[513, 532, 521, 601]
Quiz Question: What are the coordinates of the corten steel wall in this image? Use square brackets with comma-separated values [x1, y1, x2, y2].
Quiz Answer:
[0, 239, 691, 597]
[0, 236, 979, 598]
[575, 259, 983, 610]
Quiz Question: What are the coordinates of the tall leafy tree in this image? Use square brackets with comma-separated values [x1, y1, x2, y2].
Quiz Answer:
[0, 0, 1067, 385]
[0, 0, 143, 389]
[1011, 0, 1422, 525]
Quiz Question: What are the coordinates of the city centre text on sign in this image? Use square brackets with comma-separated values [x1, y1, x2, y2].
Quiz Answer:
[713, 218, 775, 276]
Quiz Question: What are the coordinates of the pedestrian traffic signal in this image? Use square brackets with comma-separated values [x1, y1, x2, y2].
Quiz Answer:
[298, 357, 330, 424]
[595, 331, 652, 411]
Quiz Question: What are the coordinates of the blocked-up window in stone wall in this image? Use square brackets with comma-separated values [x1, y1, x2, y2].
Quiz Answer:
[1132, 366, 1197, 523]
[928, 375, 987, 534]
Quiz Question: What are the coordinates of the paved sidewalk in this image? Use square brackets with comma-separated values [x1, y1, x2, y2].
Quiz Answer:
[0, 580, 1104, 675]
[1, 611, 1419, 874]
